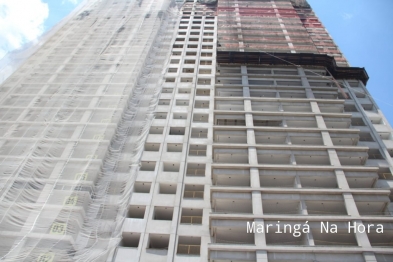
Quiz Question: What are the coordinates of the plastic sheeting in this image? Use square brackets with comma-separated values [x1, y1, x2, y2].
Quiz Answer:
[0, 0, 179, 260]
[0, 0, 90, 85]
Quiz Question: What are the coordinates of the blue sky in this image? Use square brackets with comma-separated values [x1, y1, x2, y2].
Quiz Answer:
[43, 0, 84, 31]
[0, 0, 82, 58]
[308, 0, 393, 124]
[1, 0, 392, 123]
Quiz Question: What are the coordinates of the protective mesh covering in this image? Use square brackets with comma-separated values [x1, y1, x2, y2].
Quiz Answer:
[0, 0, 179, 260]
[0, 0, 90, 85]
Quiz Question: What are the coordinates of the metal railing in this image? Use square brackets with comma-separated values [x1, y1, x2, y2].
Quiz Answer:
[191, 132, 208, 138]
[177, 244, 200, 255]
[183, 191, 204, 199]
[189, 150, 206, 156]
[186, 168, 205, 176]
[180, 216, 202, 224]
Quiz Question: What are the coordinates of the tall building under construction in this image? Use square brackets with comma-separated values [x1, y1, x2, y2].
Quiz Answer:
[1, 0, 393, 261]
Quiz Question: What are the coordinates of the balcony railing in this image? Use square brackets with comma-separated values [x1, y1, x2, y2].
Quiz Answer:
[180, 216, 202, 224]
[184, 191, 204, 199]
[177, 244, 200, 255]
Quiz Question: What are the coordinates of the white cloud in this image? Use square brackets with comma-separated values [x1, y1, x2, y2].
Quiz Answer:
[341, 12, 353, 20]
[0, 0, 49, 59]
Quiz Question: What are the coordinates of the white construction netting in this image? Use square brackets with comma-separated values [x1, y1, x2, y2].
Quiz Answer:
[0, 0, 180, 260]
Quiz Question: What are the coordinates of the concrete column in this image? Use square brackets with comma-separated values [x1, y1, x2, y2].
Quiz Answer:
[335, 169, 350, 189]
[285, 135, 292, 145]
[199, 236, 210, 262]
[306, 229, 315, 246]
[245, 113, 254, 127]
[352, 220, 372, 248]
[310, 101, 321, 113]
[250, 167, 260, 188]
[290, 154, 296, 165]
[321, 131, 333, 146]
[244, 100, 252, 111]
[305, 88, 315, 99]
[363, 252, 377, 262]
[294, 175, 302, 189]
[256, 250, 268, 262]
[315, 115, 327, 129]
[328, 149, 340, 166]
[166, 233, 176, 262]
[170, 206, 180, 234]
[166, 206, 181, 261]
[249, 147, 258, 165]
[299, 200, 308, 215]
[323, 129, 341, 169]
[242, 75, 248, 86]
[254, 218, 266, 247]
[243, 86, 250, 97]
[247, 129, 256, 145]
[242, 65, 254, 168]
[343, 192, 360, 216]
[297, 67, 315, 99]
[241, 65, 247, 75]
[252, 191, 263, 215]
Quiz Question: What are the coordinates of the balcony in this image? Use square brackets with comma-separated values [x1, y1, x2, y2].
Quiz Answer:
[305, 200, 347, 215]
[262, 199, 300, 215]
[214, 130, 247, 144]
[212, 221, 255, 245]
[212, 192, 252, 214]
[212, 168, 250, 187]
[215, 100, 244, 111]
[257, 152, 291, 165]
[189, 145, 207, 157]
[184, 184, 204, 199]
[186, 163, 205, 177]
[180, 208, 203, 224]
[213, 148, 249, 164]
[215, 87, 243, 97]
[312, 223, 357, 246]
[255, 133, 287, 144]
[354, 194, 390, 216]
[265, 221, 308, 246]
[177, 236, 201, 256]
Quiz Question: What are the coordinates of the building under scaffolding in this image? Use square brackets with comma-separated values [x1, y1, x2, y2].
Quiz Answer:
[1, 0, 393, 261]
[217, 0, 348, 66]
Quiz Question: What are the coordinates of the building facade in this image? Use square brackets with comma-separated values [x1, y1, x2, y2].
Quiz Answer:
[1, 0, 393, 261]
